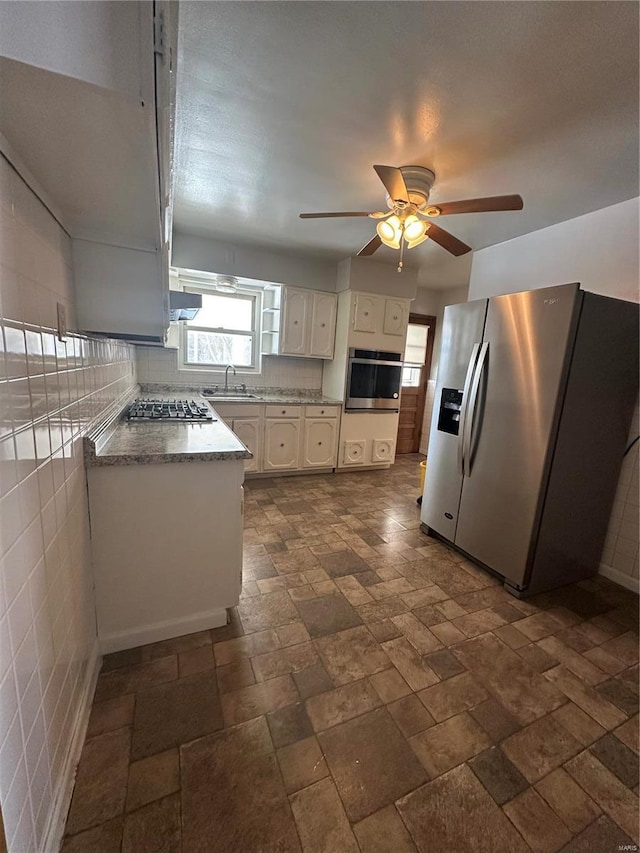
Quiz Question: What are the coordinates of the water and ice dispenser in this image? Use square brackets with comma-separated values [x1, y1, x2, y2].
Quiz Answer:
[437, 388, 463, 435]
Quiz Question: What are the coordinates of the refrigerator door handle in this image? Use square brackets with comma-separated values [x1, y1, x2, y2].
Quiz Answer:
[463, 342, 489, 477]
[457, 343, 481, 476]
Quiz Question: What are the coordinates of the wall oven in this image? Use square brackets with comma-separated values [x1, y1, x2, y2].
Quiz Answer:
[346, 348, 403, 411]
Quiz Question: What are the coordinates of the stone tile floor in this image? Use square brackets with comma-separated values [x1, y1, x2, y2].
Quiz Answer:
[62, 455, 639, 852]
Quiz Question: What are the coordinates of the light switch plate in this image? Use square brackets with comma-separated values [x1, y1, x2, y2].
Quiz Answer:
[56, 302, 67, 341]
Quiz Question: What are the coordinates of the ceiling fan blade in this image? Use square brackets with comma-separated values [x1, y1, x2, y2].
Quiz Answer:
[357, 234, 382, 256]
[373, 165, 409, 203]
[426, 223, 472, 256]
[299, 211, 373, 219]
[431, 195, 524, 216]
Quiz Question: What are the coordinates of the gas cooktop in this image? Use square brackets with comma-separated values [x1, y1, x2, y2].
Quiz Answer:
[127, 399, 215, 422]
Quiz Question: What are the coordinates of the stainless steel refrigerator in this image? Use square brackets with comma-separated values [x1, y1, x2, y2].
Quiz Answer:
[421, 283, 638, 597]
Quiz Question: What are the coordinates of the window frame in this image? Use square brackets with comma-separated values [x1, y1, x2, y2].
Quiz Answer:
[179, 284, 263, 373]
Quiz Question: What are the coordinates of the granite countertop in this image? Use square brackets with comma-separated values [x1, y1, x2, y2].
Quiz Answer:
[85, 417, 252, 467]
[204, 393, 343, 406]
[139, 385, 343, 407]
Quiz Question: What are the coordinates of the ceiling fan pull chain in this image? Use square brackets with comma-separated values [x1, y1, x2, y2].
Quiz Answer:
[397, 237, 405, 273]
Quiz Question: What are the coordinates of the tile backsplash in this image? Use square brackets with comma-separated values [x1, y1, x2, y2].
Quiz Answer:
[135, 345, 324, 392]
[0, 155, 136, 851]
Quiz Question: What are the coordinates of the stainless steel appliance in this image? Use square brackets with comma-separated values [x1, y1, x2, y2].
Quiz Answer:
[127, 399, 215, 421]
[346, 348, 403, 411]
[421, 283, 638, 597]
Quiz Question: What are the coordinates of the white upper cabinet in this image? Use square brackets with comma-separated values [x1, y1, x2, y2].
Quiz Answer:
[383, 299, 409, 336]
[352, 293, 383, 333]
[280, 287, 337, 359]
[309, 291, 337, 358]
[350, 292, 411, 346]
[280, 288, 309, 355]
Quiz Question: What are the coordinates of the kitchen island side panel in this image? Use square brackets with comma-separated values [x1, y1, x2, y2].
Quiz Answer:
[87, 459, 244, 653]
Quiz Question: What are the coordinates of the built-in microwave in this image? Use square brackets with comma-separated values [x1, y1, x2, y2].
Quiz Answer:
[346, 348, 403, 411]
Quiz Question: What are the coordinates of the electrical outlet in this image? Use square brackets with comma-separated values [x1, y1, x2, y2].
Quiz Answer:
[56, 302, 67, 341]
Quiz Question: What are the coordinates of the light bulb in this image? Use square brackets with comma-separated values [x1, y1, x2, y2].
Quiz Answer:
[404, 215, 427, 242]
[376, 215, 402, 249]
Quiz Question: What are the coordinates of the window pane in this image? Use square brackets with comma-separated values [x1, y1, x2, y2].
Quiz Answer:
[186, 330, 253, 367]
[402, 365, 421, 387]
[186, 292, 254, 331]
[404, 324, 429, 364]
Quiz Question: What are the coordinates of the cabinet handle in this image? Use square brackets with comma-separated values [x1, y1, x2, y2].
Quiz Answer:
[320, 410, 324, 414]
[282, 410, 286, 414]
[294, 320, 298, 325]
[321, 323, 326, 327]
[393, 315, 398, 320]
[318, 441, 322, 446]
[364, 311, 369, 316]
[280, 443, 285, 448]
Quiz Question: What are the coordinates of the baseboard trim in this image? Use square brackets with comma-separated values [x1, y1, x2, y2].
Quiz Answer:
[598, 563, 639, 594]
[98, 607, 229, 654]
[41, 639, 102, 853]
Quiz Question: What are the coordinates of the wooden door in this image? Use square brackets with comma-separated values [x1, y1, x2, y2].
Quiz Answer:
[396, 314, 436, 454]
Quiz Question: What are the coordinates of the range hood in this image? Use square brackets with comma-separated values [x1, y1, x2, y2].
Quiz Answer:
[169, 291, 202, 321]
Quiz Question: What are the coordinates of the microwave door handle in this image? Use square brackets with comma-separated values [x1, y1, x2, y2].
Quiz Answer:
[462, 342, 489, 477]
[457, 343, 480, 476]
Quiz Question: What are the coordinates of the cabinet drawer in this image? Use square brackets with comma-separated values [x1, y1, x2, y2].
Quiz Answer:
[305, 405, 340, 419]
[265, 405, 301, 419]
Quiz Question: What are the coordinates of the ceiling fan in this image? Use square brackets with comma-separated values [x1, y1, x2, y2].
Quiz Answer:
[300, 165, 523, 272]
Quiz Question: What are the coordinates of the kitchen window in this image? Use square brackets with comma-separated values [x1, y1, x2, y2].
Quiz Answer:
[402, 323, 429, 386]
[181, 288, 261, 371]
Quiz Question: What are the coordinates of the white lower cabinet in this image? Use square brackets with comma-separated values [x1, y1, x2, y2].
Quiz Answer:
[303, 418, 338, 468]
[213, 401, 340, 475]
[338, 412, 400, 469]
[264, 419, 301, 470]
[372, 438, 395, 463]
[343, 439, 366, 465]
[232, 418, 260, 472]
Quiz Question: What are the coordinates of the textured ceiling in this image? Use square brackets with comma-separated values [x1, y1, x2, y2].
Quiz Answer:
[174, 1, 639, 274]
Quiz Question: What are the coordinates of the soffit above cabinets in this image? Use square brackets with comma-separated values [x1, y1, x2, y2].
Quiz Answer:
[173, 1, 639, 273]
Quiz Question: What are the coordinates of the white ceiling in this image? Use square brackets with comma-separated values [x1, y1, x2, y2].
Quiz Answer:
[173, 1, 639, 276]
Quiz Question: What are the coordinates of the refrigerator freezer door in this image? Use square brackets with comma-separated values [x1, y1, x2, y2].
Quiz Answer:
[421, 299, 487, 541]
[454, 283, 581, 587]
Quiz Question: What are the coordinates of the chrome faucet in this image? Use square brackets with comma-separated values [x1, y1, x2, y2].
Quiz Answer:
[224, 364, 236, 392]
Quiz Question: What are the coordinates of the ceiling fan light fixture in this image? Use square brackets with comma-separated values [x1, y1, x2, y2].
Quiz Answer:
[377, 215, 402, 249]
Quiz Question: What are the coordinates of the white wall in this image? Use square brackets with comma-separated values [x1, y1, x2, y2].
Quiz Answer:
[468, 197, 639, 302]
[0, 155, 136, 852]
[172, 231, 338, 293]
[468, 197, 639, 592]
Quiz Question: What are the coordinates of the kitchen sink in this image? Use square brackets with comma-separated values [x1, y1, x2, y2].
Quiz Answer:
[202, 389, 262, 400]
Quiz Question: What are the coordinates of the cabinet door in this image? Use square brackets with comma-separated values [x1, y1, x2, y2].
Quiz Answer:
[353, 293, 382, 333]
[343, 439, 366, 465]
[233, 418, 260, 472]
[280, 288, 309, 355]
[309, 292, 337, 358]
[263, 419, 300, 470]
[303, 419, 337, 468]
[383, 299, 408, 336]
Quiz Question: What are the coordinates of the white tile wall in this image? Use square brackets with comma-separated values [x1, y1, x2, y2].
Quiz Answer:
[0, 155, 136, 852]
[136, 345, 323, 392]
